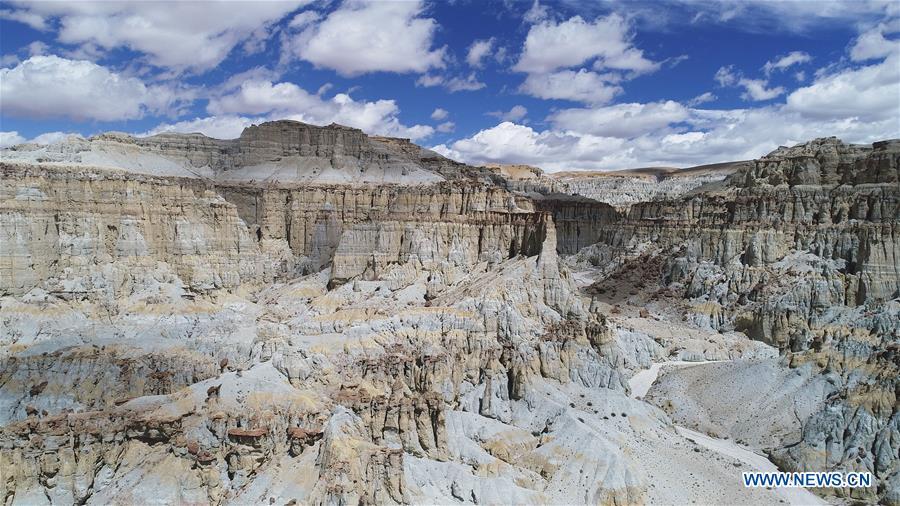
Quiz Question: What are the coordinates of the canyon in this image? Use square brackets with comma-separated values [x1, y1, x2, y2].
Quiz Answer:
[0, 120, 897, 505]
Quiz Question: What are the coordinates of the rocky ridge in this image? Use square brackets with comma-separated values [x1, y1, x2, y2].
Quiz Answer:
[1, 124, 898, 504]
[0, 120, 497, 185]
[575, 137, 899, 503]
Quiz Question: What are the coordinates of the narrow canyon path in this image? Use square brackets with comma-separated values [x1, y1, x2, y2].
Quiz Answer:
[629, 361, 829, 506]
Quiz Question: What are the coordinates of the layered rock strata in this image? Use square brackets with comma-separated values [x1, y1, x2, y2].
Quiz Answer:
[578, 137, 899, 503]
[1, 125, 897, 505]
[0, 120, 499, 184]
[1, 163, 547, 298]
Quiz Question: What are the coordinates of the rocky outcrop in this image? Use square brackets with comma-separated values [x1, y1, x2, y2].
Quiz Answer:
[579, 137, 899, 502]
[1, 126, 897, 504]
[1, 163, 548, 297]
[0, 122, 642, 504]
[1, 120, 499, 184]
[545, 161, 748, 209]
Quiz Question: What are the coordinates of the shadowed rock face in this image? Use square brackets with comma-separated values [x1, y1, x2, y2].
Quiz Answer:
[0, 128, 897, 504]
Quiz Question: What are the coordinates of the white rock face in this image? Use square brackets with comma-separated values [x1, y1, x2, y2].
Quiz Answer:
[1, 128, 897, 505]
[549, 162, 748, 208]
[0, 120, 489, 185]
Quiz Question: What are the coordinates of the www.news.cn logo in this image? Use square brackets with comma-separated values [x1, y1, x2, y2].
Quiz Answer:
[743, 472, 872, 488]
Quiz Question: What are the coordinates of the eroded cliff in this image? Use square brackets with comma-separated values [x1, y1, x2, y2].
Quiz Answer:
[0, 126, 897, 505]
[575, 137, 900, 503]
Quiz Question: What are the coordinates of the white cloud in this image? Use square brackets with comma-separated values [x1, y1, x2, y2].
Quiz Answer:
[436, 49, 899, 171]
[715, 65, 738, 86]
[466, 38, 494, 68]
[514, 14, 658, 75]
[0, 54, 19, 67]
[0, 8, 47, 30]
[437, 104, 897, 172]
[432, 122, 628, 171]
[763, 51, 812, 75]
[523, 0, 549, 24]
[31, 131, 74, 145]
[738, 78, 786, 101]
[436, 121, 455, 133]
[287, 0, 445, 76]
[0, 40, 48, 68]
[0, 130, 75, 148]
[0, 55, 189, 121]
[520, 69, 621, 104]
[431, 108, 449, 120]
[208, 80, 321, 116]
[415, 74, 444, 87]
[678, 0, 895, 34]
[144, 116, 259, 139]
[548, 101, 690, 138]
[487, 105, 528, 122]
[512, 13, 657, 104]
[688, 92, 717, 106]
[200, 79, 434, 140]
[3, 1, 307, 73]
[289, 11, 321, 30]
[715, 65, 785, 101]
[850, 23, 900, 61]
[416, 73, 486, 92]
[0, 131, 26, 148]
[786, 53, 900, 121]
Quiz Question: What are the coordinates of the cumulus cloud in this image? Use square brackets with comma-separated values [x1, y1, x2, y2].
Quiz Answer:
[738, 78, 786, 101]
[436, 121, 455, 133]
[415, 73, 486, 92]
[520, 69, 622, 104]
[487, 105, 528, 122]
[436, 106, 896, 172]
[143, 115, 260, 139]
[431, 108, 449, 121]
[514, 14, 658, 75]
[548, 101, 690, 138]
[688, 92, 717, 106]
[435, 48, 899, 171]
[714, 65, 738, 86]
[432, 122, 630, 172]
[163, 79, 434, 141]
[466, 38, 494, 68]
[0, 131, 26, 148]
[850, 23, 900, 61]
[288, 11, 321, 30]
[0, 55, 190, 121]
[287, 0, 445, 76]
[0, 8, 48, 30]
[2, 1, 307, 73]
[763, 51, 812, 75]
[0, 130, 75, 148]
[715, 65, 785, 101]
[786, 53, 899, 121]
[523, 0, 549, 24]
[513, 13, 657, 104]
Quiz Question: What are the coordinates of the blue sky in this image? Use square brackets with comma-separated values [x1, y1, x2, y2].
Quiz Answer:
[1, 0, 898, 170]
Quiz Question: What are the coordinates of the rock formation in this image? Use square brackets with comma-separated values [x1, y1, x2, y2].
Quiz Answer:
[546, 161, 749, 209]
[0, 124, 897, 505]
[576, 137, 900, 504]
